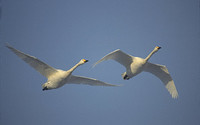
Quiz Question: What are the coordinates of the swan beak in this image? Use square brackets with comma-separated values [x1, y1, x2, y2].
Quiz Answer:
[156, 46, 161, 49]
[83, 59, 89, 63]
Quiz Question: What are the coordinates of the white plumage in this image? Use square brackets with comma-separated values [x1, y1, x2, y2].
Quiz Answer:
[6, 44, 119, 91]
[94, 47, 178, 98]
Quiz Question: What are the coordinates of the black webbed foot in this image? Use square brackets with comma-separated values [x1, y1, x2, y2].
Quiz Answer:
[123, 75, 130, 80]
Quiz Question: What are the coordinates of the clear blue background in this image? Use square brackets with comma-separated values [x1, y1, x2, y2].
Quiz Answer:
[1, 0, 200, 125]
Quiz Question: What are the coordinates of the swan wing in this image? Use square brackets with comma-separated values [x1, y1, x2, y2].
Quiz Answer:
[93, 49, 133, 68]
[144, 62, 178, 98]
[68, 75, 120, 87]
[6, 45, 57, 78]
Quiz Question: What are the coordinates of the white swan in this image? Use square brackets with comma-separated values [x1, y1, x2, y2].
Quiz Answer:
[6, 45, 119, 91]
[94, 47, 178, 98]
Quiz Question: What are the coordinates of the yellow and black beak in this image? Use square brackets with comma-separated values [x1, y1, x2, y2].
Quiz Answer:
[156, 46, 161, 49]
[83, 59, 89, 63]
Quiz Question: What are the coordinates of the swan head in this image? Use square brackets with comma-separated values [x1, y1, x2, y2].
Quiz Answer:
[79, 59, 89, 65]
[154, 46, 161, 51]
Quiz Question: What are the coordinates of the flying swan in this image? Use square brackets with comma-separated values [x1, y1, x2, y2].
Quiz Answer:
[6, 44, 119, 91]
[94, 47, 178, 98]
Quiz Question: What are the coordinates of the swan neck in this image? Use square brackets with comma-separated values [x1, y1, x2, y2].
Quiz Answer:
[69, 62, 81, 73]
[145, 49, 157, 61]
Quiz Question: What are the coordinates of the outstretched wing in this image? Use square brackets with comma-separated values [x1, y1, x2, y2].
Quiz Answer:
[68, 75, 120, 87]
[144, 62, 178, 98]
[6, 44, 57, 78]
[93, 49, 133, 68]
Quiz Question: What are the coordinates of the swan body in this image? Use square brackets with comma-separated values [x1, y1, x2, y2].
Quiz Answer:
[6, 45, 119, 91]
[94, 46, 178, 98]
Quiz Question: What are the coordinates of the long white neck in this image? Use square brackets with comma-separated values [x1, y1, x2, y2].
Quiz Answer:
[145, 48, 158, 61]
[68, 62, 82, 73]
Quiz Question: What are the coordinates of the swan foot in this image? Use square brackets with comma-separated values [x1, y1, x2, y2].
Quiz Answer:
[123, 75, 130, 80]
[42, 86, 48, 91]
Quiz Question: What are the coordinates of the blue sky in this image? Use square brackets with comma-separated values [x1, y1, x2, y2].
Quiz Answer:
[1, 0, 200, 125]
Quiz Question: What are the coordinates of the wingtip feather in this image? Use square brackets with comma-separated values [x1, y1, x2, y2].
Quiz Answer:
[165, 81, 178, 99]
[92, 62, 98, 68]
[5, 42, 12, 49]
